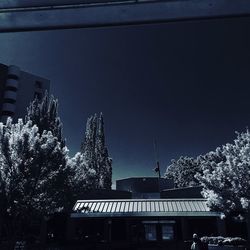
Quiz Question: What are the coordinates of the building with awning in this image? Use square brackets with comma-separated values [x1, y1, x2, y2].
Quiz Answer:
[72, 198, 220, 218]
[68, 198, 224, 250]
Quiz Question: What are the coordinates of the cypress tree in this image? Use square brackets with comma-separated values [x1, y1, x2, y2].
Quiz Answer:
[96, 113, 112, 189]
[80, 113, 112, 190]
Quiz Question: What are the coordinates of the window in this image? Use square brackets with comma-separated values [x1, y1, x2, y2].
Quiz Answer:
[5, 86, 17, 91]
[144, 224, 157, 241]
[7, 74, 19, 80]
[35, 81, 42, 89]
[34, 92, 42, 100]
[142, 220, 176, 241]
[3, 98, 16, 104]
[2, 110, 14, 116]
[162, 224, 174, 240]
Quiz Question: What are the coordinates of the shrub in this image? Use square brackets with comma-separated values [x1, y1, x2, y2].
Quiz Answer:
[200, 236, 247, 246]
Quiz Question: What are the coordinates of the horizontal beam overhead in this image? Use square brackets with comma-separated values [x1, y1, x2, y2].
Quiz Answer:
[0, 0, 128, 8]
[0, 0, 250, 32]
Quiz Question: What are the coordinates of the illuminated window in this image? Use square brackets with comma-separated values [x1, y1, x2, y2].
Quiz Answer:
[144, 224, 157, 241]
[162, 224, 174, 240]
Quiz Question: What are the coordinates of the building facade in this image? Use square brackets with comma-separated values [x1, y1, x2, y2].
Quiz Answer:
[43, 183, 248, 249]
[116, 177, 174, 199]
[0, 63, 50, 122]
[68, 198, 223, 250]
[161, 186, 203, 199]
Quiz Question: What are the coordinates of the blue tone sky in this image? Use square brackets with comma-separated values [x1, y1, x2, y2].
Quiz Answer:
[0, 17, 250, 186]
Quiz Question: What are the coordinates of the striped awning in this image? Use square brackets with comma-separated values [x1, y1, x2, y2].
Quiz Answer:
[71, 199, 221, 218]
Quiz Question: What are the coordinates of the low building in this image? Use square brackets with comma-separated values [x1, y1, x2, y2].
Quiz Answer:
[68, 198, 223, 250]
[44, 181, 248, 248]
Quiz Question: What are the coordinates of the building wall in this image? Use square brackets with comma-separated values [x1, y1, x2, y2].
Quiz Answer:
[77, 189, 132, 200]
[161, 186, 203, 199]
[116, 177, 174, 199]
[66, 216, 219, 250]
[0, 63, 50, 122]
[0, 64, 8, 114]
[14, 70, 50, 120]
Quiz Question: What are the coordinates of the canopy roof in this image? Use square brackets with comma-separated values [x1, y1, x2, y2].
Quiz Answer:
[71, 199, 221, 218]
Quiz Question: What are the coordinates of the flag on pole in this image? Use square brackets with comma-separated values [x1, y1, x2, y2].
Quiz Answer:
[153, 161, 161, 178]
[153, 140, 161, 178]
[154, 166, 160, 173]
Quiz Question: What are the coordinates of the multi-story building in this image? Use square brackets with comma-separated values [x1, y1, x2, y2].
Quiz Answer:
[0, 63, 50, 122]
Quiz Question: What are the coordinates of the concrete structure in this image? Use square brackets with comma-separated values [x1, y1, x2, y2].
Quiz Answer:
[0, 63, 50, 122]
[0, 0, 250, 32]
[77, 189, 132, 200]
[116, 177, 174, 199]
[161, 186, 203, 199]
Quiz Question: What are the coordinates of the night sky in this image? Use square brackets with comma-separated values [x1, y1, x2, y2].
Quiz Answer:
[0, 17, 250, 186]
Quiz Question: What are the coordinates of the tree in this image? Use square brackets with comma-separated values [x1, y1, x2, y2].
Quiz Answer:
[80, 113, 112, 190]
[0, 118, 71, 247]
[96, 113, 112, 189]
[81, 114, 98, 169]
[197, 147, 226, 175]
[164, 156, 202, 188]
[26, 91, 65, 146]
[196, 130, 250, 214]
[69, 152, 97, 197]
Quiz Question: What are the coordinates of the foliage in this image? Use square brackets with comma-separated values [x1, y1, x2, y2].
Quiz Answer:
[80, 113, 112, 190]
[0, 118, 71, 244]
[164, 156, 201, 188]
[69, 152, 97, 196]
[165, 129, 250, 214]
[0, 93, 113, 247]
[26, 91, 65, 146]
[201, 236, 247, 246]
[196, 130, 250, 213]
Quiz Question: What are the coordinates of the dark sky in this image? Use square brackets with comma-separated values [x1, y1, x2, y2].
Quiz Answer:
[0, 17, 250, 186]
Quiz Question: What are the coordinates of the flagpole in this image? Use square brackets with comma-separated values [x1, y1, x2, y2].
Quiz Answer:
[156, 161, 161, 179]
[153, 139, 161, 194]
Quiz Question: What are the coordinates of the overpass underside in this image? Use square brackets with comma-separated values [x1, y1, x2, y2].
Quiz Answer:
[0, 0, 250, 32]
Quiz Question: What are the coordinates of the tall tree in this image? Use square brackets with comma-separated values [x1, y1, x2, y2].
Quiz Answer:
[80, 113, 112, 190]
[0, 118, 71, 247]
[196, 130, 250, 214]
[81, 114, 98, 167]
[69, 152, 97, 197]
[26, 91, 65, 146]
[96, 113, 112, 189]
